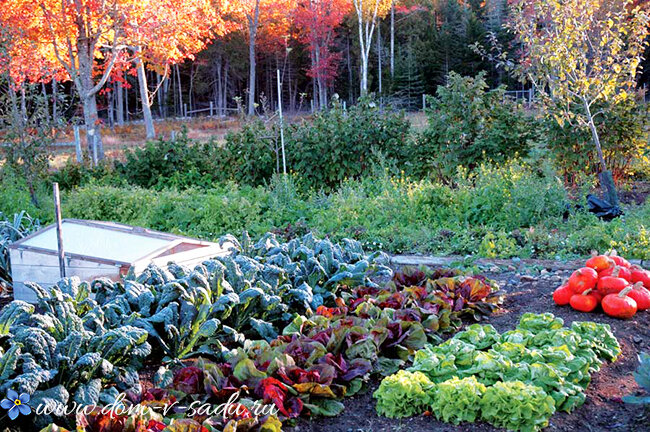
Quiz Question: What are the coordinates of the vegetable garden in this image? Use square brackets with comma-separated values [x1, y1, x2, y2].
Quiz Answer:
[2, 0, 650, 430]
[0, 229, 648, 432]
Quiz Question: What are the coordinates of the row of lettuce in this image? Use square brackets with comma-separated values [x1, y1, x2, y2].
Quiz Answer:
[0, 233, 504, 431]
[374, 314, 621, 431]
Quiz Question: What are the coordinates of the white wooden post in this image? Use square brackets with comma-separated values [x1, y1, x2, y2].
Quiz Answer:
[277, 69, 287, 175]
[184, 103, 188, 118]
[74, 126, 82, 163]
[210, 101, 214, 117]
[92, 134, 98, 166]
[171, 130, 176, 142]
[422, 94, 426, 111]
[53, 183, 66, 278]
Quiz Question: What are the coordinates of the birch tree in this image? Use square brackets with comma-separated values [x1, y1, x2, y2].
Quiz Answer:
[352, 0, 392, 95]
[244, 0, 262, 115]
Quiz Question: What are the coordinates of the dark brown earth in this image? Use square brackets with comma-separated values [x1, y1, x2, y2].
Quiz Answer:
[294, 269, 650, 432]
[620, 181, 650, 206]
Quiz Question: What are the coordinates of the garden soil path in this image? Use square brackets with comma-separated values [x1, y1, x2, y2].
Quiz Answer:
[295, 268, 650, 432]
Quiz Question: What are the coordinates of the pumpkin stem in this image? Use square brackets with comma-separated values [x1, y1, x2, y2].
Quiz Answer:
[632, 282, 644, 290]
[618, 286, 633, 298]
[580, 288, 593, 296]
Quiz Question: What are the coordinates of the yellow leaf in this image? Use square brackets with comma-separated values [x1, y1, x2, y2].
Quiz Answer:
[293, 383, 337, 398]
[260, 416, 283, 432]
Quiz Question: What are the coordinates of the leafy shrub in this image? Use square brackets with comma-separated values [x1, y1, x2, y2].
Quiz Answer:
[51, 159, 118, 190]
[545, 98, 650, 185]
[0, 166, 52, 220]
[287, 97, 411, 189]
[480, 381, 556, 432]
[415, 72, 539, 179]
[106, 100, 410, 191]
[373, 370, 436, 418]
[220, 120, 280, 186]
[114, 129, 222, 189]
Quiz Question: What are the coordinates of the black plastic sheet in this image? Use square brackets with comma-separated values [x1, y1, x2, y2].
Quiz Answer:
[586, 194, 623, 221]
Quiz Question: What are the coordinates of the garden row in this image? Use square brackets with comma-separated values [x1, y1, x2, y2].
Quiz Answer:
[0, 233, 504, 431]
[374, 315, 621, 432]
[2, 161, 649, 262]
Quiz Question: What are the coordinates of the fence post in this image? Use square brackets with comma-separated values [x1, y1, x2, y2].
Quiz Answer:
[209, 101, 214, 117]
[92, 134, 98, 166]
[183, 103, 188, 118]
[343, 101, 347, 112]
[277, 69, 287, 175]
[171, 130, 176, 142]
[310, 99, 314, 113]
[422, 94, 426, 111]
[73, 126, 82, 163]
[52, 182, 66, 278]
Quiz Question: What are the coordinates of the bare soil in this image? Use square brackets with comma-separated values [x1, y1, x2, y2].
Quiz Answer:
[294, 269, 650, 432]
[620, 181, 650, 206]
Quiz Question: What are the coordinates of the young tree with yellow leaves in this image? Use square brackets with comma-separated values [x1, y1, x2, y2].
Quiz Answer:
[505, 0, 649, 205]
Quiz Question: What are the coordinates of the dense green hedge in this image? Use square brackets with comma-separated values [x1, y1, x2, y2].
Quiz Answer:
[7, 162, 649, 259]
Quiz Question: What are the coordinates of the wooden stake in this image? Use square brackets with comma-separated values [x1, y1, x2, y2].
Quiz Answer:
[277, 69, 287, 175]
[53, 182, 66, 278]
[74, 126, 82, 163]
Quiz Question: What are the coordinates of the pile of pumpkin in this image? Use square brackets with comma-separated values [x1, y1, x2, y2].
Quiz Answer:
[553, 252, 650, 319]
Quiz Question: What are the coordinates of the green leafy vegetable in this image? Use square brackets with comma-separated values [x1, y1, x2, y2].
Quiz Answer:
[431, 376, 486, 425]
[373, 370, 436, 418]
[480, 381, 556, 432]
[378, 313, 621, 430]
[623, 352, 650, 405]
[517, 313, 564, 333]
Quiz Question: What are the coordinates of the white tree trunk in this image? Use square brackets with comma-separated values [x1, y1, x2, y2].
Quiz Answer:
[247, 0, 260, 116]
[377, 24, 382, 94]
[584, 99, 618, 206]
[354, 0, 379, 96]
[136, 54, 156, 139]
[116, 79, 124, 125]
[390, 3, 394, 79]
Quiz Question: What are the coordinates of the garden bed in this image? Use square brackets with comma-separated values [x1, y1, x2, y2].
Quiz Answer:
[297, 269, 649, 432]
[0, 247, 647, 432]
